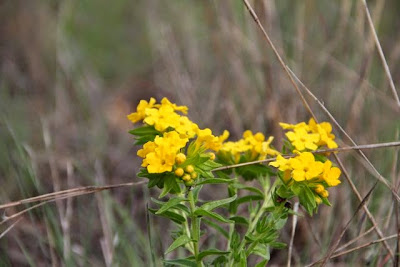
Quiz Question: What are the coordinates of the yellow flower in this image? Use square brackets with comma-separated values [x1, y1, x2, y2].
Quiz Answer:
[144, 105, 181, 132]
[159, 97, 188, 114]
[195, 128, 222, 151]
[289, 152, 323, 181]
[220, 140, 251, 163]
[279, 122, 309, 131]
[269, 155, 291, 171]
[321, 160, 341, 186]
[137, 141, 156, 159]
[308, 118, 338, 149]
[143, 131, 188, 173]
[127, 97, 156, 123]
[174, 116, 199, 139]
[285, 128, 320, 151]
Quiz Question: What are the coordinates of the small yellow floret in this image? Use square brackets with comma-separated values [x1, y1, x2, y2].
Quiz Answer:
[191, 172, 198, 179]
[182, 174, 191, 181]
[174, 168, 184, 177]
[185, 165, 194, 173]
[175, 153, 187, 164]
[315, 196, 322, 205]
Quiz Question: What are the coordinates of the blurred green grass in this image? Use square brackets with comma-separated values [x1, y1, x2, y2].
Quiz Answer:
[1, 0, 399, 265]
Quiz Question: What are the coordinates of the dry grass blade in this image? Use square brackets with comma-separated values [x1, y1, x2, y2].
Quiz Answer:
[0, 181, 145, 210]
[335, 226, 376, 253]
[319, 181, 378, 266]
[0, 218, 22, 240]
[307, 233, 399, 267]
[361, 0, 400, 107]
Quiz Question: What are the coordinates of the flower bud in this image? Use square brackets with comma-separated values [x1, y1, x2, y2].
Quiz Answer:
[315, 196, 322, 205]
[321, 190, 329, 198]
[175, 153, 186, 164]
[314, 184, 324, 194]
[182, 174, 191, 182]
[174, 167, 184, 177]
[191, 172, 198, 179]
[185, 165, 194, 173]
[208, 152, 216, 161]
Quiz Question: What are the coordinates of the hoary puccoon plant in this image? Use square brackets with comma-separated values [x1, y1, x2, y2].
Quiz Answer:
[127, 97, 341, 266]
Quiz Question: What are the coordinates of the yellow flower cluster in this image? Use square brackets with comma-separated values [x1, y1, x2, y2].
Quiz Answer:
[128, 97, 196, 138]
[219, 130, 279, 163]
[270, 152, 341, 197]
[128, 97, 228, 175]
[280, 118, 337, 151]
[137, 131, 188, 173]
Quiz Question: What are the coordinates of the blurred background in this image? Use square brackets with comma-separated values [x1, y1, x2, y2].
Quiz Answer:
[1, 0, 400, 265]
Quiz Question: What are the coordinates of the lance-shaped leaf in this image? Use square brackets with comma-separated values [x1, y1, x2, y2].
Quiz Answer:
[165, 235, 191, 255]
[194, 209, 232, 223]
[163, 257, 197, 267]
[148, 208, 185, 224]
[156, 197, 187, 214]
[198, 249, 230, 261]
[200, 195, 237, 212]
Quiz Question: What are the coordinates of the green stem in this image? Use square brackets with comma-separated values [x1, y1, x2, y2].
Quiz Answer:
[188, 190, 202, 267]
[228, 179, 274, 265]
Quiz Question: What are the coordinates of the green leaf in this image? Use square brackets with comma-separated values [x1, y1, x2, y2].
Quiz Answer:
[236, 195, 264, 205]
[194, 209, 232, 223]
[196, 178, 234, 185]
[298, 185, 317, 215]
[163, 257, 197, 267]
[236, 164, 272, 181]
[148, 208, 185, 224]
[233, 184, 264, 197]
[269, 241, 287, 249]
[159, 175, 181, 198]
[165, 235, 191, 255]
[156, 197, 187, 214]
[229, 216, 249, 226]
[200, 195, 237, 212]
[198, 249, 230, 261]
[203, 219, 229, 239]
[129, 125, 159, 136]
[250, 243, 270, 260]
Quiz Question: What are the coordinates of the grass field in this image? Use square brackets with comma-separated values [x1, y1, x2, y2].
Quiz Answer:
[1, 0, 400, 266]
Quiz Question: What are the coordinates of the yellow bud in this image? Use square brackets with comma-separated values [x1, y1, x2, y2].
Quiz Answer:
[208, 152, 216, 161]
[175, 153, 186, 164]
[185, 165, 194, 173]
[315, 196, 322, 205]
[182, 174, 191, 181]
[191, 172, 198, 179]
[314, 184, 324, 194]
[321, 190, 329, 198]
[174, 167, 184, 177]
